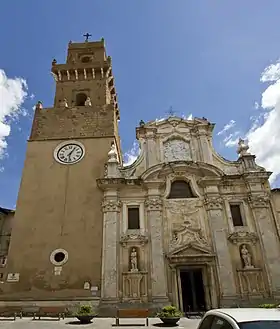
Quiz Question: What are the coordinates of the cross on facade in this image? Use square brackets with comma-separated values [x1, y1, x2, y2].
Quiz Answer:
[83, 33, 92, 42]
[166, 106, 176, 117]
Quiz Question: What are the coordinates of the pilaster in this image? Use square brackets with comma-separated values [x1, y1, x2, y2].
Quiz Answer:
[145, 196, 169, 303]
[101, 198, 121, 301]
[248, 194, 280, 294]
[204, 197, 237, 302]
[198, 132, 213, 164]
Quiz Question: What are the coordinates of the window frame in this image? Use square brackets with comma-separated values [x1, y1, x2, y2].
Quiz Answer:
[199, 315, 215, 329]
[122, 202, 145, 233]
[211, 316, 235, 329]
[229, 203, 245, 227]
[127, 206, 140, 230]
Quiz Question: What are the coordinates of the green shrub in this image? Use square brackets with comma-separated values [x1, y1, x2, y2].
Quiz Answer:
[258, 303, 278, 309]
[156, 305, 183, 318]
[76, 305, 96, 315]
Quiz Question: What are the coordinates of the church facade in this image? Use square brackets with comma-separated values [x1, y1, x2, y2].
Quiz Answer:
[1, 38, 280, 313]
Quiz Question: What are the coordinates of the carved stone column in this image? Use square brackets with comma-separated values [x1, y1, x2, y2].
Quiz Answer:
[101, 199, 121, 301]
[204, 197, 236, 304]
[145, 197, 169, 303]
[249, 195, 280, 294]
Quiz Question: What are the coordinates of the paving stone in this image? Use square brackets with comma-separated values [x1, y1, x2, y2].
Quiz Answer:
[0, 317, 201, 329]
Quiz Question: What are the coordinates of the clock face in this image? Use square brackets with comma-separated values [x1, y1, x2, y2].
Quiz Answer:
[55, 142, 85, 164]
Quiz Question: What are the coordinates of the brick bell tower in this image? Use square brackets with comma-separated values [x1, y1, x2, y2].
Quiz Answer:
[4, 36, 121, 299]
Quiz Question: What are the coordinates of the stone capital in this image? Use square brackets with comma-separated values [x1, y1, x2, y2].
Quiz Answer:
[145, 198, 163, 211]
[248, 194, 270, 208]
[102, 200, 122, 212]
[204, 197, 223, 210]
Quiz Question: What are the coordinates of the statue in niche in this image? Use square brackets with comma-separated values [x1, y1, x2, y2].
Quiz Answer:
[240, 244, 254, 269]
[59, 98, 68, 108]
[130, 248, 138, 272]
[85, 96, 92, 107]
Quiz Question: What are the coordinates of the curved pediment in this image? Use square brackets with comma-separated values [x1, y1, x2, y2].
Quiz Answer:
[141, 161, 224, 182]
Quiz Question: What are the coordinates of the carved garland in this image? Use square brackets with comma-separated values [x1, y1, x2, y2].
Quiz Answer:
[228, 231, 258, 245]
[144, 198, 163, 211]
[120, 233, 149, 247]
[204, 197, 223, 210]
[102, 200, 122, 212]
[248, 195, 270, 208]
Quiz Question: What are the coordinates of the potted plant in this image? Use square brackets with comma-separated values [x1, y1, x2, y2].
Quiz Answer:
[259, 303, 278, 308]
[157, 305, 183, 326]
[76, 304, 96, 324]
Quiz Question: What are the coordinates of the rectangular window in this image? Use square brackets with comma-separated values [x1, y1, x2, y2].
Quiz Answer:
[127, 207, 140, 230]
[230, 204, 244, 226]
[0, 273, 3, 279]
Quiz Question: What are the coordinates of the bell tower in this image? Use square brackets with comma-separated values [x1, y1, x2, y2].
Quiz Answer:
[4, 37, 121, 299]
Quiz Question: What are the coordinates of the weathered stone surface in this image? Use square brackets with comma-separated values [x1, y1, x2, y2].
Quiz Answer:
[3, 37, 280, 315]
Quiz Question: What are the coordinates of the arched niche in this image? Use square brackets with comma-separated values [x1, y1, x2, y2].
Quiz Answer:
[76, 93, 88, 106]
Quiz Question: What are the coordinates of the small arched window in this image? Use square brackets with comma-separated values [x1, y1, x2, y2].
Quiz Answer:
[168, 180, 196, 199]
[76, 93, 87, 106]
[81, 56, 91, 63]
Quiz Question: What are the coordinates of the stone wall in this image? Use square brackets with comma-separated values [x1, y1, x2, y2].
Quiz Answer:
[30, 105, 115, 140]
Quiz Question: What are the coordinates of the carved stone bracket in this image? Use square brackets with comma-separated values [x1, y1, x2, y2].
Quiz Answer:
[102, 200, 122, 212]
[228, 231, 258, 245]
[120, 233, 149, 247]
[248, 194, 270, 208]
[204, 197, 223, 210]
[145, 198, 163, 211]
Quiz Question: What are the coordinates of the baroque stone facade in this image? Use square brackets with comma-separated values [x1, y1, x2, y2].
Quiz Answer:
[97, 119, 280, 311]
[1, 38, 280, 314]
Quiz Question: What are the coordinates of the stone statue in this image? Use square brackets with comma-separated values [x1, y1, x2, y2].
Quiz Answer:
[52, 59, 57, 66]
[130, 248, 138, 272]
[139, 120, 145, 127]
[237, 138, 250, 157]
[59, 98, 68, 108]
[85, 96, 92, 107]
[240, 244, 254, 268]
[108, 143, 117, 158]
[36, 101, 43, 110]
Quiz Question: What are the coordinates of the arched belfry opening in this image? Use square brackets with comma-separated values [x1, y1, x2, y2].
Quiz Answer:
[167, 180, 196, 199]
[76, 93, 87, 106]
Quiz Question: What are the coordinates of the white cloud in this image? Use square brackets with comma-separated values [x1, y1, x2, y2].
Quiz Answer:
[123, 140, 140, 166]
[223, 131, 240, 147]
[218, 60, 280, 183]
[0, 69, 28, 159]
[246, 60, 280, 183]
[254, 102, 260, 110]
[217, 119, 236, 136]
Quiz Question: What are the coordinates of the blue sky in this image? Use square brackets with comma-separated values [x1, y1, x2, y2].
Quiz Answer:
[1, 1, 280, 209]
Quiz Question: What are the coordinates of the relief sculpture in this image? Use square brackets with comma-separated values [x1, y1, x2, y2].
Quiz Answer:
[163, 139, 192, 162]
[165, 199, 208, 250]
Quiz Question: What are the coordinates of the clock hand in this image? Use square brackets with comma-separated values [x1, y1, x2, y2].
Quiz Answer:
[67, 148, 76, 158]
